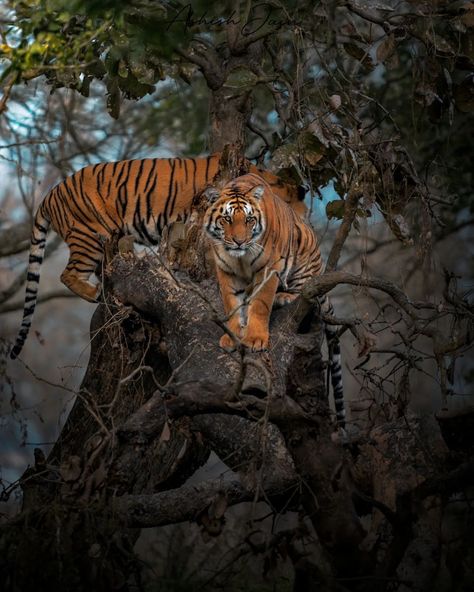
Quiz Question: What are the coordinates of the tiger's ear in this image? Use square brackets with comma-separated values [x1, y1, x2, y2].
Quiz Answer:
[203, 186, 220, 203]
[252, 185, 265, 200]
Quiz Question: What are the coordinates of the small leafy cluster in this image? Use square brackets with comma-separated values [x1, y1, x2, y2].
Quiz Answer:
[0, 0, 174, 117]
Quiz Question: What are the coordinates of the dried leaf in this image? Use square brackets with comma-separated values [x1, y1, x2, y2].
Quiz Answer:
[60, 456, 82, 483]
[306, 121, 330, 148]
[176, 439, 187, 460]
[208, 491, 228, 519]
[461, 10, 474, 28]
[90, 461, 107, 489]
[356, 208, 371, 218]
[389, 214, 413, 245]
[376, 34, 396, 63]
[329, 94, 341, 110]
[356, 330, 377, 357]
[344, 43, 374, 70]
[271, 143, 299, 169]
[304, 150, 324, 166]
[159, 421, 171, 443]
[424, 31, 455, 56]
[34, 330, 45, 345]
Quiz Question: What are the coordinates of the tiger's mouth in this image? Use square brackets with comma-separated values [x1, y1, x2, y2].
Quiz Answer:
[226, 245, 247, 257]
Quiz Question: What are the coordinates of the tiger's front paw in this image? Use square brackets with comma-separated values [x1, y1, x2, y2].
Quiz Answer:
[241, 330, 269, 352]
[220, 333, 237, 352]
[274, 292, 298, 307]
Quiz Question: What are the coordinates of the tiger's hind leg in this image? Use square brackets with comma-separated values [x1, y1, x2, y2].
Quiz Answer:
[61, 229, 104, 302]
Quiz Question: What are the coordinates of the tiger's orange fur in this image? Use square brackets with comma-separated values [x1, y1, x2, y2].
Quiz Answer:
[204, 173, 322, 352]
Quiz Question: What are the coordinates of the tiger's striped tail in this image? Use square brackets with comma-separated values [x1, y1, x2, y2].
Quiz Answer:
[10, 204, 50, 360]
[321, 297, 345, 428]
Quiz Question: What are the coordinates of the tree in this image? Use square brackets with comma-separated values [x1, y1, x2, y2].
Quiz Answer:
[1, 1, 473, 591]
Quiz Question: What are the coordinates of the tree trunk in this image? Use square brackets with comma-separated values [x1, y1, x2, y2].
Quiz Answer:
[209, 87, 252, 153]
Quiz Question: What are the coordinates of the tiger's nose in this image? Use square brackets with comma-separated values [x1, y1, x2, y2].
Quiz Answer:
[234, 238, 245, 246]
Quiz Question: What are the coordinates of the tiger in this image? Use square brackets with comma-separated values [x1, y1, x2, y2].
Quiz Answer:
[203, 173, 345, 426]
[9, 154, 306, 360]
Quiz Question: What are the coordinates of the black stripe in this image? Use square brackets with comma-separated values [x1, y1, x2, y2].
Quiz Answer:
[184, 158, 188, 186]
[28, 254, 43, 264]
[34, 222, 48, 233]
[191, 159, 197, 196]
[68, 258, 101, 269]
[165, 162, 178, 224]
[143, 160, 157, 193]
[117, 183, 127, 219]
[68, 250, 102, 263]
[49, 189, 67, 229]
[94, 166, 106, 203]
[133, 198, 155, 244]
[80, 189, 113, 233]
[27, 272, 39, 282]
[68, 240, 100, 254]
[145, 170, 158, 224]
[100, 163, 107, 186]
[134, 159, 145, 194]
[61, 182, 92, 228]
[214, 252, 234, 273]
[69, 226, 102, 246]
[165, 159, 176, 219]
[253, 261, 269, 275]
[250, 250, 264, 266]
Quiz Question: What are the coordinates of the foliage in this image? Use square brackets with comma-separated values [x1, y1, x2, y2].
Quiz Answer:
[1, 1, 473, 232]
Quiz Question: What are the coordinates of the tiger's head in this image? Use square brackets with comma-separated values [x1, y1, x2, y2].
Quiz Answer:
[204, 176, 266, 258]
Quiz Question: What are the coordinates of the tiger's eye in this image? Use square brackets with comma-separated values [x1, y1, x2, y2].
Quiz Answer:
[246, 216, 254, 223]
[224, 215, 232, 223]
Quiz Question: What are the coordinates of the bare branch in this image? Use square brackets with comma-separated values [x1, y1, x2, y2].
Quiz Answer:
[325, 190, 361, 272]
[0, 221, 31, 257]
[0, 72, 17, 115]
[0, 289, 78, 314]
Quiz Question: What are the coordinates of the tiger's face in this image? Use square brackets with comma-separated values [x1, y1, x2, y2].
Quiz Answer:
[204, 184, 265, 257]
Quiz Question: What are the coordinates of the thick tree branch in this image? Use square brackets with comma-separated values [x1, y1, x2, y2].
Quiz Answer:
[116, 479, 254, 528]
[119, 380, 319, 443]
